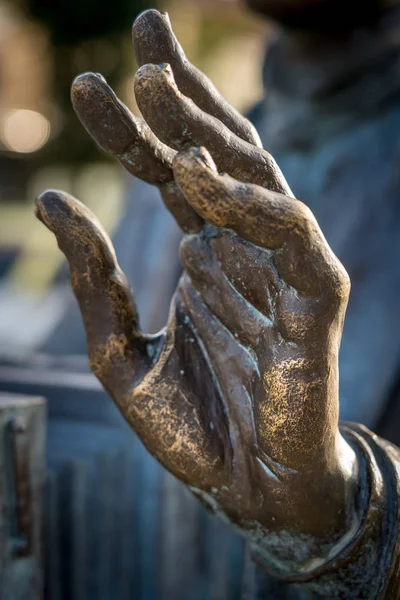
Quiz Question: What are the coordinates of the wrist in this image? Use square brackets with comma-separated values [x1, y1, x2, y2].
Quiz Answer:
[251, 433, 362, 580]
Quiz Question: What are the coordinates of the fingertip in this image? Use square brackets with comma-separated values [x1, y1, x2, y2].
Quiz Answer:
[134, 62, 175, 90]
[71, 72, 108, 105]
[173, 148, 225, 228]
[133, 8, 166, 31]
[173, 147, 218, 180]
[191, 147, 218, 172]
[36, 188, 65, 212]
[72, 72, 139, 155]
[160, 11, 172, 25]
[35, 190, 118, 272]
[35, 189, 72, 230]
[34, 190, 49, 224]
[132, 9, 178, 66]
[71, 71, 111, 121]
[134, 63, 178, 119]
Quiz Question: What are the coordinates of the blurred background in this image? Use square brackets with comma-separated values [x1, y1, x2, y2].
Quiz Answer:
[1, 0, 400, 598]
[0, 0, 268, 348]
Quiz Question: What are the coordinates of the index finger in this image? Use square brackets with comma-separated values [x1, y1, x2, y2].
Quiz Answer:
[71, 72, 174, 186]
[71, 72, 203, 233]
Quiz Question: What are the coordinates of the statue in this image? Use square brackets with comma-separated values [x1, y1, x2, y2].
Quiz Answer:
[35, 9, 400, 599]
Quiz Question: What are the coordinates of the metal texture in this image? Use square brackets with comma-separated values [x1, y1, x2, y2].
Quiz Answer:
[33, 8, 400, 599]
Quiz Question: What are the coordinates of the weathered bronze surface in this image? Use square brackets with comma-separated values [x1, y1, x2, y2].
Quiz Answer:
[35, 9, 400, 599]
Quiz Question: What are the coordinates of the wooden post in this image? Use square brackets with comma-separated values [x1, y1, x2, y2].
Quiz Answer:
[0, 393, 46, 600]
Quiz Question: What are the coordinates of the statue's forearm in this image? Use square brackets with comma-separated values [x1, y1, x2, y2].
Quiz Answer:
[251, 423, 400, 599]
[34, 10, 400, 597]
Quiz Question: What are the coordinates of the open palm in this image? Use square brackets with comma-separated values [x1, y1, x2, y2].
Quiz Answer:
[36, 9, 358, 578]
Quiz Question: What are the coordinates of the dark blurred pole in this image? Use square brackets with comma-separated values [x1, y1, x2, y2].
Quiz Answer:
[0, 393, 46, 600]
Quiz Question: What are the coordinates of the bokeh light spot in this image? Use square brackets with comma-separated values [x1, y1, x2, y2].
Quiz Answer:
[2, 109, 50, 153]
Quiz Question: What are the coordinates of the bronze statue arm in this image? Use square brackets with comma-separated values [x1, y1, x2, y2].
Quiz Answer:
[36, 143, 358, 560]
[35, 10, 400, 598]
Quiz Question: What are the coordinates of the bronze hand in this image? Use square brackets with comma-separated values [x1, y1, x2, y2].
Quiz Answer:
[35, 9, 359, 577]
